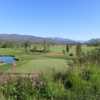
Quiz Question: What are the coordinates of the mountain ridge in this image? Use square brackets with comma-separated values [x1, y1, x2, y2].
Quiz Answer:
[0, 33, 99, 44]
[0, 34, 78, 44]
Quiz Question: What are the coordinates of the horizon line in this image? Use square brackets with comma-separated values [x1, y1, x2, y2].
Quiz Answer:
[0, 33, 99, 41]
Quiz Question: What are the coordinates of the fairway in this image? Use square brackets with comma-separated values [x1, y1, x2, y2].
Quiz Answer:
[15, 58, 67, 73]
[0, 45, 95, 74]
[0, 47, 68, 74]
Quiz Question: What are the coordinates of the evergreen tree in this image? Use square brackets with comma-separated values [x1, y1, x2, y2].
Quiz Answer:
[76, 44, 82, 57]
[66, 44, 69, 53]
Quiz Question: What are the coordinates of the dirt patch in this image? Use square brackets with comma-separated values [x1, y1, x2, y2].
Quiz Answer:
[46, 52, 64, 56]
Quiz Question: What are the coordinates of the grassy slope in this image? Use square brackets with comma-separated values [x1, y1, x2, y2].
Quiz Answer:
[0, 45, 96, 74]
[0, 46, 67, 73]
[15, 58, 67, 73]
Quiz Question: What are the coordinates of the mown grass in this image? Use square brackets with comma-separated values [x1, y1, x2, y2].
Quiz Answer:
[0, 46, 67, 74]
[15, 58, 67, 73]
[0, 45, 96, 73]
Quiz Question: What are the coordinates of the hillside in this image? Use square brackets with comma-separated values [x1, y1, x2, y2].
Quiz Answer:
[0, 34, 77, 44]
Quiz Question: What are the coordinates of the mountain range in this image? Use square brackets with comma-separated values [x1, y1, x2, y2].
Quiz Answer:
[0, 34, 78, 44]
[0, 34, 99, 44]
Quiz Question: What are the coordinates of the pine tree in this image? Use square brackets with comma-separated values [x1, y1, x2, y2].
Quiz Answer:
[66, 44, 69, 53]
[76, 44, 82, 57]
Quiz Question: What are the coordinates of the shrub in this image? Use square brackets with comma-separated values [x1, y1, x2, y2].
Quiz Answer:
[69, 53, 73, 56]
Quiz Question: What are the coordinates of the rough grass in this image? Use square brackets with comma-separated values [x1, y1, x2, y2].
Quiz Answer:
[0, 45, 99, 100]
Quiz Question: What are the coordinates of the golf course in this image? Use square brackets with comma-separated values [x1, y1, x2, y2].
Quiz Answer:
[0, 38, 100, 100]
[0, 0, 100, 99]
[0, 45, 68, 74]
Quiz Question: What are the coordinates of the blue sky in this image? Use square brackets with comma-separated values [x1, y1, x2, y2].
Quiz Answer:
[0, 0, 100, 40]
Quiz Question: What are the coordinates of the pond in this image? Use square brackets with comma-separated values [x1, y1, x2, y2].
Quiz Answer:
[0, 55, 18, 64]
